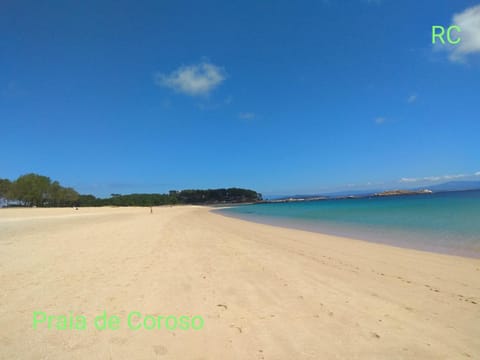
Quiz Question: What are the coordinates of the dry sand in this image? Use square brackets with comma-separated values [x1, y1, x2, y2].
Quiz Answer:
[0, 206, 479, 359]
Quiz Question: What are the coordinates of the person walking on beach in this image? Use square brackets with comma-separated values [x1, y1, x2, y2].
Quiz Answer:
[150, 206, 153, 214]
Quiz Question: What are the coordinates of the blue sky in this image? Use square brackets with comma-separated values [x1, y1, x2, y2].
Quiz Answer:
[1, 0, 480, 197]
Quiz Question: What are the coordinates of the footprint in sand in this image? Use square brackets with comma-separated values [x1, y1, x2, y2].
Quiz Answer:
[153, 345, 168, 356]
[230, 324, 242, 333]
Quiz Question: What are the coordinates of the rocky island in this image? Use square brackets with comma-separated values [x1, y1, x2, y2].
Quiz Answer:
[374, 189, 433, 197]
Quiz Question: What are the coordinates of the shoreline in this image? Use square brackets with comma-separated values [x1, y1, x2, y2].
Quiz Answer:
[214, 208, 480, 260]
[1, 206, 479, 359]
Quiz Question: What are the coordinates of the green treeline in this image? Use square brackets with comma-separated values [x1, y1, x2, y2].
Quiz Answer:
[0, 173, 262, 207]
[0, 174, 79, 207]
[77, 188, 261, 207]
[78, 193, 177, 207]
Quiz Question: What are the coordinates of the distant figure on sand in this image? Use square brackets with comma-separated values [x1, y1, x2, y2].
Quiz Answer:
[150, 207, 153, 214]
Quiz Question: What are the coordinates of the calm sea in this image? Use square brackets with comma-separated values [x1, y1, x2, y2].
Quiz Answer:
[218, 190, 480, 258]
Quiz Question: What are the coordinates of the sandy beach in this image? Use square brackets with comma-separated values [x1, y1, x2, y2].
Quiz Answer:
[0, 205, 479, 359]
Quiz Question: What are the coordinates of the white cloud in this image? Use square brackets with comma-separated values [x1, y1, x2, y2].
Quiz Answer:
[443, 174, 466, 179]
[475, 171, 480, 176]
[375, 117, 386, 125]
[400, 177, 418, 183]
[155, 62, 226, 96]
[407, 94, 417, 103]
[400, 173, 472, 183]
[238, 112, 256, 120]
[448, 5, 480, 62]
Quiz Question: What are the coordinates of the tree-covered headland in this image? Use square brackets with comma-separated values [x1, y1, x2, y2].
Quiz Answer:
[0, 173, 262, 207]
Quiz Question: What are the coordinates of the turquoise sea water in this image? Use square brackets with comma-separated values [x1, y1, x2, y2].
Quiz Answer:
[218, 190, 480, 258]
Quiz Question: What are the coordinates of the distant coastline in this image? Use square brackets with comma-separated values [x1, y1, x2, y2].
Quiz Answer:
[263, 182, 480, 204]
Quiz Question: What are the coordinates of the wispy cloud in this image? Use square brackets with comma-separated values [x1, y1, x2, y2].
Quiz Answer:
[399, 173, 472, 183]
[400, 177, 418, 183]
[196, 102, 220, 111]
[443, 174, 467, 180]
[446, 5, 480, 63]
[423, 176, 441, 181]
[407, 94, 417, 103]
[475, 171, 480, 176]
[238, 112, 256, 120]
[1, 80, 26, 98]
[155, 61, 226, 96]
[374, 117, 386, 125]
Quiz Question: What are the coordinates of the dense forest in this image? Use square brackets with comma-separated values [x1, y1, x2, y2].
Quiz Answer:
[0, 173, 262, 207]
